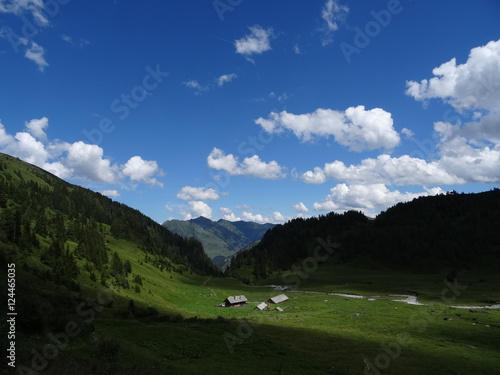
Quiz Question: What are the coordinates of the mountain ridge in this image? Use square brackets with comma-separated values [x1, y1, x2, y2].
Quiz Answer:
[162, 216, 275, 264]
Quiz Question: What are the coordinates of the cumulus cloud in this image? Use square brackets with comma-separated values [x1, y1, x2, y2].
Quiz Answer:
[122, 156, 163, 186]
[301, 167, 327, 184]
[255, 106, 400, 152]
[186, 200, 212, 219]
[220, 207, 241, 221]
[403, 40, 500, 185]
[292, 202, 309, 213]
[241, 211, 266, 223]
[66, 142, 117, 183]
[235, 25, 273, 57]
[101, 190, 120, 197]
[313, 183, 444, 214]
[238, 210, 288, 224]
[177, 186, 220, 201]
[207, 148, 286, 179]
[12, 131, 48, 165]
[435, 121, 500, 183]
[0, 118, 164, 187]
[406, 39, 500, 112]
[25, 117, 48, 141]
[321, 0, 349, 45]
[302, 154, 464, 186]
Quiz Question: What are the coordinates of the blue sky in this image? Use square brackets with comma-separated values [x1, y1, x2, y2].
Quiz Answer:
[1, 0, 499, 224]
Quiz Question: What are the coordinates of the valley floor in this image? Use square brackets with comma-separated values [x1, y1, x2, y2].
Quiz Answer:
[8, 241, 500, 375]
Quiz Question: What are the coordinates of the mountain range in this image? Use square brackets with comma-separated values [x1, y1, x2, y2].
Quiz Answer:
[162, 217, 275, 267]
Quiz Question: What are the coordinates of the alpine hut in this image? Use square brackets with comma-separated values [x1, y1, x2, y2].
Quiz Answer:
[268, 294, 289, 304]
[254, 302, 268, 310]
[224, 295, 248, 307]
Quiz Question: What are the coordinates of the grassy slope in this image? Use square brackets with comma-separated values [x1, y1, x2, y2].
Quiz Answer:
[15, 240, 499, 375]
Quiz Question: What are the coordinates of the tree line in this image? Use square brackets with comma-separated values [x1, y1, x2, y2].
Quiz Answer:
[227, 189, 500, 282]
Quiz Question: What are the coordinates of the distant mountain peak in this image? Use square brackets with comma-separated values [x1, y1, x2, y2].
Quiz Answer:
[162, 216, 275, 265]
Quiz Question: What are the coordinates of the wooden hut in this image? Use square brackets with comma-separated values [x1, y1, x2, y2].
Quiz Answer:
[224, 295, 248, 307]
[268, 294, 289, 304]
[254, 302, 268, 310]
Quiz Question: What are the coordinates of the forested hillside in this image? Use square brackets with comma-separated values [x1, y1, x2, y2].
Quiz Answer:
[0, 153, 220, 280]
[227, 190, 500, 282]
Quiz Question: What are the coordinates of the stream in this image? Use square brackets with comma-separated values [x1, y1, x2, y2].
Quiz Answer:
[264, 285, 500, 309]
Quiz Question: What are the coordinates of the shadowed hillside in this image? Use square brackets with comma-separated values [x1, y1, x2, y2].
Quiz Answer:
[227, 190, 500, 283]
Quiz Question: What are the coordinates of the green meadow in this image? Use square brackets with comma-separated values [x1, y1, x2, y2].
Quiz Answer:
[13, 237, 500, 375]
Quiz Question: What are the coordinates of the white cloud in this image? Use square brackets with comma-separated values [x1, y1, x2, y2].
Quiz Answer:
[60, 34, 73, 44]
[301, 167, 327, 184]
[0, 1, 54, 70]
[241, 211, 266, 223]
[183, 80, 208, 94]
[435, 121, 500, 183]
[238, 210, 287, 224]
[401, 128, 414, 140]
[235, 25, 273, 57]
[177, 186, 220, 201]
[61, 34, 90, 47]
[403, 40, 500, 185]
[313, 183, 444, 214]
[255, 106, 400, 152]
[42, 161, 71, 179]
[406, 39, 500, 113]
[122, 156, 163, 186]
[220, 207, 241, 221]
[101, 190, 120, 197]
[321, 0, 349, 45]
[207, 148, 286, 179]
[186, 200, 212, 219]
[0, 0, 49, 25]
[66, 142, 117, 183]
[25, 116, 48, 141]
[0, 118, 165, 187]
[24, 41, 48, 71]
[273, 211, 287, 222]
[217, 73, 237, 87]
[292, 202, 309, 213]
[13, 131, 48, 165]
[303, 154, 464, 186]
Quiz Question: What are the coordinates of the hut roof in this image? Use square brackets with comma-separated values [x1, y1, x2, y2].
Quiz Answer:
[269, 294, 289, 304]
[225, 295, 248, 305]
[255, 302, 268, 310]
